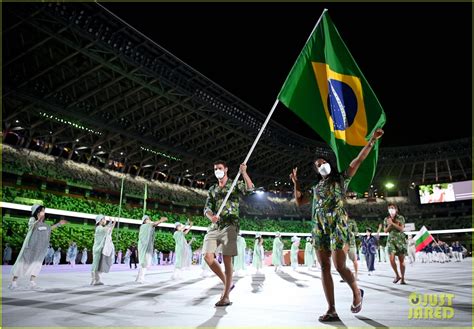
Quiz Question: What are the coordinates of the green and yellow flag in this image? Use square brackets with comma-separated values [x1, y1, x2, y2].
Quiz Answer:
[278, 10, 386, 194]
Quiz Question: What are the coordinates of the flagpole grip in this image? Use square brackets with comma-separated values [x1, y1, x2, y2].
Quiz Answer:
[215, 99, 280, 217]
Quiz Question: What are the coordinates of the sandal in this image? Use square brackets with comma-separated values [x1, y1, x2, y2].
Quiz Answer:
[393, 277, 401, 284]
[351, 289, 364, 313]
[318, 312, 340, 322]
[215, 299, 233, 307]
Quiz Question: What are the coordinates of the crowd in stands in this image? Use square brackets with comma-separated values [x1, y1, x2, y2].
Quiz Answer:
[3, 144, 207, 206]
[3, 144, 471, 233]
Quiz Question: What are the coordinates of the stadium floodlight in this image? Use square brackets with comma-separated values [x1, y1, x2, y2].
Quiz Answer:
[385, 182, 395, 189]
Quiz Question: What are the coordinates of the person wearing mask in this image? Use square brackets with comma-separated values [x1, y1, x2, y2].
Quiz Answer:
[53, 247, 62, 265]
[44, 244, 54, 265]
[290, 236, 300, 270]
[4, 243, 13, 265]
[66, 241, 78, 268]
[272, 232, 284, 273]
[361, 228, 377, 275]
[290, 128, 383, 320]
[304, 237, 316, 270]
[129, 243, 138, 269]
[202, 160, 254, 307]
[252, 234, 264, 274]
[9, 204, 67, 289]
[172, 221, 193, 279]
[233, 232, 247, 276]
[123, 248, 131, 266]
[117, 250, 123, 265]
[91, 215, 116, 286]
[384, 204, 407, 284]
[136, 215, 167, 283]
[81, 247, 88, 265]
[407, 235, 416, 265]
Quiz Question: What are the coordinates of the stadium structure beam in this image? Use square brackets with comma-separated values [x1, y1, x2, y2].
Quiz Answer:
[446, 159, 452, 181]
[457, 158, 467, 179]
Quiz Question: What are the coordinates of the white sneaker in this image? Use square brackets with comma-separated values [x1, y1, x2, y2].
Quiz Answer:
[93, 281, 104, 286]
[29, 281, 37, 289]
[9, 281, 18, 290]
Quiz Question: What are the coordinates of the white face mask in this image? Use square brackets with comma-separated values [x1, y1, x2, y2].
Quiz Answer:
[318, 163, 331, 176]
[215, 169, 225, 180]
[388, 208, 397, 217]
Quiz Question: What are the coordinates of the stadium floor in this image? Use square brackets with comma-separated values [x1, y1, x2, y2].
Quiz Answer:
[2, 259, 472, 328]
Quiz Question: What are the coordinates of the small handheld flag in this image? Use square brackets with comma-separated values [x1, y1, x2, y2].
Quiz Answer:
[413, 225, 433, 252]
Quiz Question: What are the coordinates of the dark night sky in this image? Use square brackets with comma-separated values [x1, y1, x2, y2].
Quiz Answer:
[101, 2, 472, 147]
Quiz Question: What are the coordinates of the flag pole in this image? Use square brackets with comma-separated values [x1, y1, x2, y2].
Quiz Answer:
[216, 99, 279, 217]
[278, 8, 328, 91]
[215, 9, 329, 218]
[116, 175, 125, 241]
[143, 183, 148, 216]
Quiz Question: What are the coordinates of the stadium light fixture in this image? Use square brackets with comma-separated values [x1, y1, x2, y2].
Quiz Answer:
[140, 146, 181, 161]
[39, 112, 102, 135]
[385, 182, 395, 189]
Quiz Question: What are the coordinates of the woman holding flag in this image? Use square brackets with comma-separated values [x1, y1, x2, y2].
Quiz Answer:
[290, 128, 383, 321]
[383, 203, 407, 284]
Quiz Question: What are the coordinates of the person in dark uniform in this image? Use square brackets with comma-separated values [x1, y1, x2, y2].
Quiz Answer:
[129, 243, 138, 269]
[360, 228, 377, 275]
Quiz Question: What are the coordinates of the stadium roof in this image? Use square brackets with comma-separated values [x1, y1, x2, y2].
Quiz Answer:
[3, 2, 471, 191]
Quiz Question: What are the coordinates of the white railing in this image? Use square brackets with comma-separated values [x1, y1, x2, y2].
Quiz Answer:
[1, 202, 472, 237]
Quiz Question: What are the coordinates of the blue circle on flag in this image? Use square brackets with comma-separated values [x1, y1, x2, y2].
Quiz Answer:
[327, 79, 358, 131]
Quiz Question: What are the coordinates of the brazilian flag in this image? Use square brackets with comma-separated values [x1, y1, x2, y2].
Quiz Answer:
[278, 10, 386, 194]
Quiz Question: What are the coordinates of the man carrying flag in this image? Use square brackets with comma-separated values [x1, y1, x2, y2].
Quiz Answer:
[203, 160, 255, 307]
[283, 9, 385, 321]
